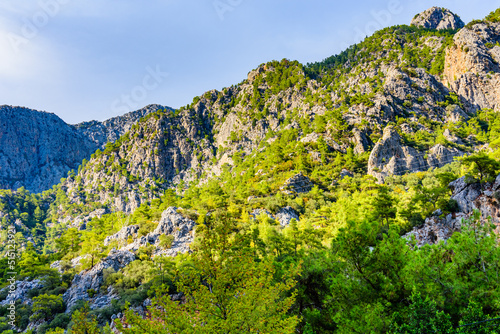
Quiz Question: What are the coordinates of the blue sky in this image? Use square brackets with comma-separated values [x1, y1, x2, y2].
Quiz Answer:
[0, 0, 498, 124]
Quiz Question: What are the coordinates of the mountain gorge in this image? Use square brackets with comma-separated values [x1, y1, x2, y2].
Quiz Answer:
[1, 6, 500, 334]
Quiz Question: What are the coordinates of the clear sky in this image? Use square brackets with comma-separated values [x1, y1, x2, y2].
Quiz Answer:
[0, 0, 498, 124]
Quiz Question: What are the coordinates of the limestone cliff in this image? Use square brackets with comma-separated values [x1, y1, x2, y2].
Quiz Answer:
[0, 105, 165, 193]
[443, 20, 500, 112]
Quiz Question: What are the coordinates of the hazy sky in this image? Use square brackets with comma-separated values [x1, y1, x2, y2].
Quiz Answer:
[0, 0, 498, 124]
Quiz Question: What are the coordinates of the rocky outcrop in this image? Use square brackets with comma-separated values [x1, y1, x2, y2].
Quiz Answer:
[405, 173, 500, 246]
[104, 225, 140, 246]
[0, 104, 165, 193]
[411, 7, 464, 30]
[443, 21, 500, 113]
[281, 172, 313, 194]
[368, 126, 464, 181]
[0, 279, 42, 306]
[118, 207, 195, 257]
[250, 206, 300, 226]
[275, 206, 300, 226]
[75, 105, 172, 149]
[63, 249, 135, 311]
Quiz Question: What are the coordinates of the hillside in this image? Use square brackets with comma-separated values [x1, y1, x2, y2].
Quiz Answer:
[52, 9, 500, 220]
[0, 104, 169, 193]
[1, 6, 500, 334]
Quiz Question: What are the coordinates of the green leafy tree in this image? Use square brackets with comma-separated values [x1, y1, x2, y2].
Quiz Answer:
[30, 294, 64, 322]
[69, 303, 111, 334]
[390, 291, 453, 334]
[372, 185, 397, 229]
[117, 212, 299, 333]
[459, 152, 500, 189]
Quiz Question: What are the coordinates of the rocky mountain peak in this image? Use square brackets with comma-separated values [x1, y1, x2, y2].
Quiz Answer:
[411, 7, 464, 30]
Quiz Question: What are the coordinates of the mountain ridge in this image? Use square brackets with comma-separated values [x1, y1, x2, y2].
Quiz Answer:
[0, 104, 172, 193]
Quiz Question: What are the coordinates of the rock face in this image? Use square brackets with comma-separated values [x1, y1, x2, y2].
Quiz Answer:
[0, 106, 96, 193]
[63, 248, 136, 311]
[405, 174, 500, 246]
[411, 7, 464, 30]
[111, 207, 196, 257]
[281, 172, 313, 194]
[75, 105, 173, 148]
[0, 279, 42, 306]
[250, 206, 300, 227]
[0, 104, 165, 193]
[443, 20, 500, 113]
[368, 126, 464, 181]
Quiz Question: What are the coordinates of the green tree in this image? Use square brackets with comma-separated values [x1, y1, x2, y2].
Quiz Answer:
[390, 291, 453, 334]
[80, 231, 104, 269]
[459, 152, 500, 189]
[30, 294, 64, 322]
[117, 212, 299, 333]
[372, 185, 397, 229]
[69, 303, 110, 334]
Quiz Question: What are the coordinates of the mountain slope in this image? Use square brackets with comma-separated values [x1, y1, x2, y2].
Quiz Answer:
[56, 10, 499, 215]
[0, 104, 169, 193]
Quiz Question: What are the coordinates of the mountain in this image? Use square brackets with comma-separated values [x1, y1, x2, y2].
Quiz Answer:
[0, 104, 170, 193]
[54, 7, 500, 217]
[1, 6, 500, 334]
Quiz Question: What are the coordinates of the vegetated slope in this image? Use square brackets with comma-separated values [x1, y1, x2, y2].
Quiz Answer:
[74, 104, 174, 149]
[0, 104, 166, 193]
[54, 9, 500, 219]
[2, 7, 500, 334]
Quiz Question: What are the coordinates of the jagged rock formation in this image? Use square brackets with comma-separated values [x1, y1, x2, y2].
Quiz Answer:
[405, 173, 500, 246]
[75, 105, 172, 149]
[281, 172, 313, 194]
[63, 248, 136, 311]
[443, 20, 500, 112]
[0, 105, 165, 193]
[368, 126, 464, 181]
[411, 7, 464, 30]
[107, 207, 195, 257]
[0, 278, 42, 306]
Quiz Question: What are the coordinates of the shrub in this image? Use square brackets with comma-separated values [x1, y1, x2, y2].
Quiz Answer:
[30, 294, 64, 322]
[159, 234, 175, 249]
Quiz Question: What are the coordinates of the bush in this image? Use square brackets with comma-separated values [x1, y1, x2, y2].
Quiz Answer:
[159, 234, 175, 249]
[445, 199, 459, 213]
[48, 313, 70, 331]
[30, 294, 64, 322]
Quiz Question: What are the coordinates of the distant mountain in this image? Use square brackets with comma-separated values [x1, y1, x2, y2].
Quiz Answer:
[0, 104, 171, 193]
